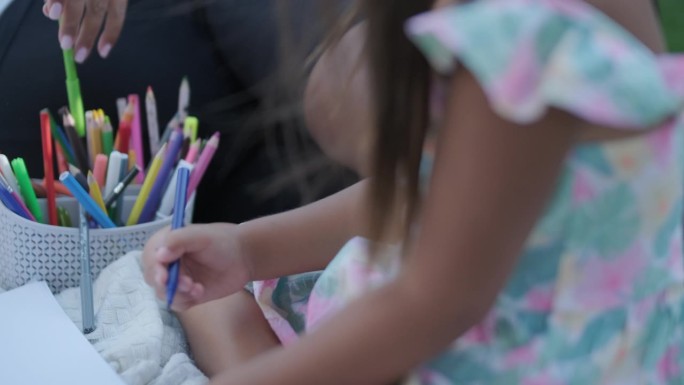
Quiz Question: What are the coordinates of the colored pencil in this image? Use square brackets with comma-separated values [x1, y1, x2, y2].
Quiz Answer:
[102, 116, 114, 156]
[104, 166, 139, 208]
[0, 154, 21, 201]
[55, 144, 68, 175]
[166, 167, 190, 309]
[186, 132, 220, 201]
[116, 104, 133, 154]
[0, 173, 35, 221]
[62, 48, 85, 136]
[61, 107, 90, 173]
[48, 110, 76, 165]
[40, 109, 58, 225]
[104, 151, 125, 198]
[157, 160, 193, 219]
[183, 116, 198, 143]
[137, 129, 184, 224]
[60, 171, 115, 228]
[116, 97, 127, 121]
[127, 143, 166, 226]
[87, 172, 107, 213]
[128, 94, 145, 183]
[69, 164, 89, 192]
[184, 140, 200, 164]
[178, 76, 190, 121]
[146, 86, 161, 156]
[11, 158, 43, 223]
[78, 205, 95, 333]
[93, 154, 108, 188]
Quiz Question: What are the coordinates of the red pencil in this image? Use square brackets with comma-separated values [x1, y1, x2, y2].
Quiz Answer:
[40, 109, 58, 225]
[116, 104, 134, 154]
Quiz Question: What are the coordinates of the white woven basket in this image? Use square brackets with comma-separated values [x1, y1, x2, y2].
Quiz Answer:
[0, 194, 192, 293]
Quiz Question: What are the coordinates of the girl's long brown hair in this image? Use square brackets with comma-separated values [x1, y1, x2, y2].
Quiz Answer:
[364, 0, 433, 242]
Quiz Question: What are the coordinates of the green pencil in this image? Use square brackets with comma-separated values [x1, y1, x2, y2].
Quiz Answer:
[63, 48, 86, 137]
[102, 116, 114, 156]
[11, 158, 43, 223]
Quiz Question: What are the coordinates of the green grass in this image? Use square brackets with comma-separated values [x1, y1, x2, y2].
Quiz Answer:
[659, 0, 684, 52]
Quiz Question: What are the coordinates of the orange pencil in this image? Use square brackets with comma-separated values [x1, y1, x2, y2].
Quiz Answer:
[35, 179, 73, 197]
[53, 181, 73, 197]
[55, 144, 69, 175]
[128, 150, 136, 172]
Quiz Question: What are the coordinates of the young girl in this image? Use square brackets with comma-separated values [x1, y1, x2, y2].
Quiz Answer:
[142, 0, 684, 383]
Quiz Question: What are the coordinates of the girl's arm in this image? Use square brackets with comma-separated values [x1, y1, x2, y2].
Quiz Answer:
[212, 69, 579, 385]
[239, 180, 371, 280]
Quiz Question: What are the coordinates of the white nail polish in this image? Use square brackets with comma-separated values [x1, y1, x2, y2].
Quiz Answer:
[48, 3, 62, 20]
[60, 35, 73, 50]
[99, 44, 112, 59]
[75, 47, 88, 63]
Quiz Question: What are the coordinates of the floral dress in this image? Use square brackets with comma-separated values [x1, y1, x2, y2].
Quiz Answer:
[252, 1, 684, 383]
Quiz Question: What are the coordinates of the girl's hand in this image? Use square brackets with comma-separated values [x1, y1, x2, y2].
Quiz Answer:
[42, 0, 128, 62]
[142, 223, 252, 312]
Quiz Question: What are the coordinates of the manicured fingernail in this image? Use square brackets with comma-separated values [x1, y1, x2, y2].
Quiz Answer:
[99, 44, 112, 59]
[75, 47, 88, 63]
[48, 3, 62, 20]
[60, 35, 73, 50]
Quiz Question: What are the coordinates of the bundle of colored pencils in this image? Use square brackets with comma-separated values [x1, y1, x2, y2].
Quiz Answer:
[0, 78, 220, 228]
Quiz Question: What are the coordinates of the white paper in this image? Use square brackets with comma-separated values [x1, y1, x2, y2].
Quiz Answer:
[0, 282, 125, 385]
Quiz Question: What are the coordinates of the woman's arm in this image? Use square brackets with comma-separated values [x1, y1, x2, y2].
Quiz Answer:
[212, 68, 579, 384]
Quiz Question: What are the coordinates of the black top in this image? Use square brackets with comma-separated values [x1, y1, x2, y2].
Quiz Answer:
[0, 0, 354, 223]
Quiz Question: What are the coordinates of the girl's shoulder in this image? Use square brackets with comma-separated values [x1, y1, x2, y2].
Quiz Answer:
[406, 0, 684, 131]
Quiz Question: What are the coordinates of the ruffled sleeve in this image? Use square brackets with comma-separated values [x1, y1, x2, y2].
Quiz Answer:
[405, 0, 684, 129]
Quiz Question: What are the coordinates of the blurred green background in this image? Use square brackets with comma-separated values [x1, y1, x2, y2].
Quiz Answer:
[659, 0, 684, 52]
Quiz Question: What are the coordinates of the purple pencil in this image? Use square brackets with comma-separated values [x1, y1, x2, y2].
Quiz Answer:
[137, 129, 184, 224]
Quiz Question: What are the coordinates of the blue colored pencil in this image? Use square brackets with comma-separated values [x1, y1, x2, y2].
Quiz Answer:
[0, 188, 32, 220]
[0, 174, 35, 221]
[138, 129, 184, 224]
[59, 171, 116, 229]
[166, 167, 190, 309]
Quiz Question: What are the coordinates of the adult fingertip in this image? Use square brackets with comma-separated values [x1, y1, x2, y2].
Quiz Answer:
[99, 43, 112, 59]
[74, 47, 89, 63]
[48, 2, 62, 20]
[60, 35, 73, 50]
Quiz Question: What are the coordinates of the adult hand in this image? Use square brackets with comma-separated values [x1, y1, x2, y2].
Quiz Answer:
[142, 223, 253, 312]
[43, 0, 128, 63]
